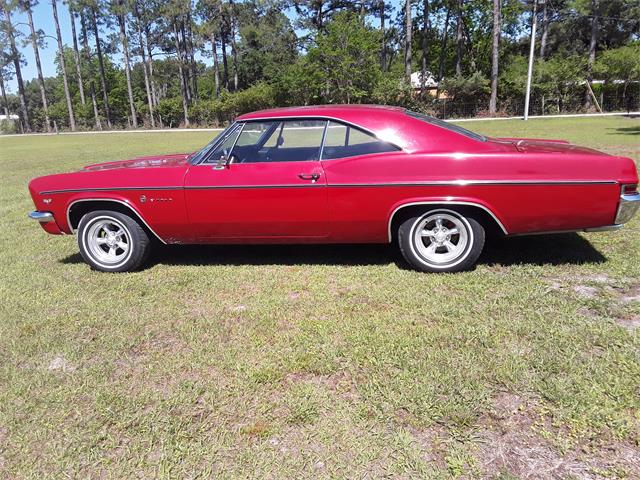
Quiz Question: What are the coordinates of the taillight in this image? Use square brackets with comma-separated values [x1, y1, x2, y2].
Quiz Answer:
[622, 184, 638, 195]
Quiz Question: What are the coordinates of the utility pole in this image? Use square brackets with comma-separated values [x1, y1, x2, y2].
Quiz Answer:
[524, 0, 539, 121]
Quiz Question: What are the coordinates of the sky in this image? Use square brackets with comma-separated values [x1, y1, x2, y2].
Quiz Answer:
[5, 1, 403, 94]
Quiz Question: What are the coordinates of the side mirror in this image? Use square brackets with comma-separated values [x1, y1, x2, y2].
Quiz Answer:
[213, 149, 230, 170]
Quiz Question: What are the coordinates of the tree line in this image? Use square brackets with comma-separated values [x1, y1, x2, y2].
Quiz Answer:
[1, 0, 639, 133]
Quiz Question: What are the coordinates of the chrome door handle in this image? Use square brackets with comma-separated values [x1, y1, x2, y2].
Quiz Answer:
[298, 173, 320, 183]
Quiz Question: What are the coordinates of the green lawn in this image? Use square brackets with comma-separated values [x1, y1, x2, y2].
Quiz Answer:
[1, 116, 639, 478]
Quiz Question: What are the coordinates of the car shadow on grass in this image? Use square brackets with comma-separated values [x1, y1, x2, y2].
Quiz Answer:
[608, 125, 640, 135]
[479, 233, 606, 267]
[60, 233, 606, 270]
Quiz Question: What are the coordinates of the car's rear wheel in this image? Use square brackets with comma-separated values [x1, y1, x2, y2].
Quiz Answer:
[398, 209, 485, 273]
[77, 210, 150, 272]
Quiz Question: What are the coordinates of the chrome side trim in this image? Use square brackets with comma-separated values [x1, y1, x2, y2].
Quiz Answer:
[331, 180, 617, 187]
[511, 225, 624, 236]
[615, 193, 640, 224]
[584, 225, 623, 232]
[66, 198, 167, 244]
[185, 184, 326, 190]
[28, 211, 54, 223]
[40, 186, 180, 195]
[387, 201, 508, 241]
[41, 179, 617, 195]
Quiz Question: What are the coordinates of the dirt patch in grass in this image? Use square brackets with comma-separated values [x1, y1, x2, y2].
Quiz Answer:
[547, 274, 640, 331]
[0, 426, 7, 471]
[615, 314, 640, 331]
[47, 355, 76, 373]
[283, 370, 353, 392]
[477, 392, 640, 479]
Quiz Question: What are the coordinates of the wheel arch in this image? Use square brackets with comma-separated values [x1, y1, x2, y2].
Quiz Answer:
[67, 198, 166, 244]
[387, 200, 508, 242]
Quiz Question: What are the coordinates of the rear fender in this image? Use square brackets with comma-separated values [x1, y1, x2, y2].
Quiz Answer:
[387, 197, 508, 242]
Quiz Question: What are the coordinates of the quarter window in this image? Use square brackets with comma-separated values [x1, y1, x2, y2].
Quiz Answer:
[321, 121, 399, 160]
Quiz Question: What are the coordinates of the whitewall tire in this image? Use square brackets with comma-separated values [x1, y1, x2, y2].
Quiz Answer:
[77, 210, 151, 272]
[398, 209, 485, 273]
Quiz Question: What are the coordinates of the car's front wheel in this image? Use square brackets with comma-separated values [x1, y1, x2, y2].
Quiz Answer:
[398, 209, 485, 273]
[77, 210, 151, 272]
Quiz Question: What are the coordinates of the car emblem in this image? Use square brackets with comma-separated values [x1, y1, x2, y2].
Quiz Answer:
[139, 195, 147, 203]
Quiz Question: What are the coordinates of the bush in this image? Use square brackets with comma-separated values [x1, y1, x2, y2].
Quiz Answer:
[188, 83, 276, 126]
[371, 74, 418, 109]
[156, 97, 185, 128]
[440, 72, 490, 104]
[0, 119, 18, 134]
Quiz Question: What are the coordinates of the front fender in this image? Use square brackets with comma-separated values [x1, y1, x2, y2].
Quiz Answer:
[62, 193, 167, 244]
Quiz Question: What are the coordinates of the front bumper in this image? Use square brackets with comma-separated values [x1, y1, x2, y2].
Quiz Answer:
[28, 210, 55, 223]
[28, 210, 64, 234]
[615, 193, 640, 224]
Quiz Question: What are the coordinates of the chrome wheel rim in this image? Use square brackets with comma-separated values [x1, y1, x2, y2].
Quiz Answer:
[84, 217, 132, 267]
[411, 211, 472, 267]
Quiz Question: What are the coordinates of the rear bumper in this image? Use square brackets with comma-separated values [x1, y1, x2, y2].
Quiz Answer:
[615, 193, 640, 224]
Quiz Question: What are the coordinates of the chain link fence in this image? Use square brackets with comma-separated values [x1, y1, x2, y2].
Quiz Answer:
[421, 85, 640, 120]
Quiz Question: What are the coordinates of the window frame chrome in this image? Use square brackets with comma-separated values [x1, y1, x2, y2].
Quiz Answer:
[193, 116, 403, 166]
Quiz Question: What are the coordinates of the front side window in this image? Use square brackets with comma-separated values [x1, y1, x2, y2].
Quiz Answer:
[230, 120, 326, 163]
[321, 121, 399, 160]
[191, 123, 239, 164]
[202, 124, 242, 164]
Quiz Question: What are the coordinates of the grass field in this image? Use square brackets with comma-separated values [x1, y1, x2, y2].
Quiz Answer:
[1, 116, 639, 478]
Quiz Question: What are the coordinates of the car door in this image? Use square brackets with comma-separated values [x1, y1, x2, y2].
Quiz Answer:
[184, 119, 329, 240]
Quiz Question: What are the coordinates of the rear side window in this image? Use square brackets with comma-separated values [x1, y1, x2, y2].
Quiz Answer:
[321, 121, 399, 160]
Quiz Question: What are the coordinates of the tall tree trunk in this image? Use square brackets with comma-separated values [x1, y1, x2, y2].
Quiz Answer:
[221, 31, 229, 89]
[91, 7, 112, 128]
[2, 3, 30, 132]
[455, 0, 463, 76]
[134, 4, 154, 127]
[404, 0, 412, 81]
[69, 7, 86, 105]
[178, 19, 192, 103]
[80, 11, 101, 129]
[315, 3, 323, 30]
[585, 0, 598, 108]
[489, 0, 500, 114]
[437, 3, 450, 83]
[186, 11, 198, 101]
[117, 11, 138, 128]
[379, 0, 386, 71]
[24, 3, 51, 131]
[229, 0, 239, 92]
[420, 0, 429, 94]
[52, 0, 76, 131]
[211, 33, 220, 97]
[0, 73, 10, 118]
[173, 20, 190, 126]
[143, 22, 158, 106]
[539, 0, 548, 59]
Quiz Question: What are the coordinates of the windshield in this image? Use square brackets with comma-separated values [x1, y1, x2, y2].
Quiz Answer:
[405, 110, 487, 142]
[188, 123, 238, 164]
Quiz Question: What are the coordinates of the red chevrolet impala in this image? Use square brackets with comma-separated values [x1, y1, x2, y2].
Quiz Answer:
[28, 105, 640, 273]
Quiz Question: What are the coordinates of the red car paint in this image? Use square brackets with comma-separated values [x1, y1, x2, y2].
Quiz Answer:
[28, 105, 638, 245]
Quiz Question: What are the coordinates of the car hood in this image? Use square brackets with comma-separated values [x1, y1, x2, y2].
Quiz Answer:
[82, 153, 192, 171]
